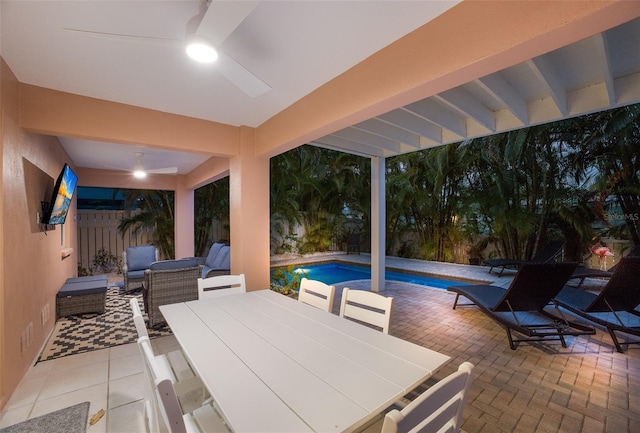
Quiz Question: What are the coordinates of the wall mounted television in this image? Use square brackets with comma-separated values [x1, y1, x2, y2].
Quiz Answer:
[42, 163, 78, 225]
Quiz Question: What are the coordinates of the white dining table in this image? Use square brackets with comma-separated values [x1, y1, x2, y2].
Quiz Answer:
[160, 289, 450, 433]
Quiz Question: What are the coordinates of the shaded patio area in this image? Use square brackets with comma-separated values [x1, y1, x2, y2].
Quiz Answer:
[273, 254, 640, 432]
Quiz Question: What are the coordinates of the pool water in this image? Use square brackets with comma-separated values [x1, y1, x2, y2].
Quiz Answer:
[275, 262, 467, 290]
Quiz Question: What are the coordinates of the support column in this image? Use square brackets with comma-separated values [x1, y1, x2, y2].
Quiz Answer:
[174, 175, 194, 259]
[229, 126, 270, 291]
[370, 156, 386, 292]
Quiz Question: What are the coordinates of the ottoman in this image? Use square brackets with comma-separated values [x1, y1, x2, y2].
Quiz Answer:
[56, 275, 108, 319]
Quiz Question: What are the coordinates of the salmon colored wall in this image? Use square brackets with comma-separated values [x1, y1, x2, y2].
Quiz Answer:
[175, 177, 195, 260]
[1, 60, 78, 408]
[255, 0, 640, 158]
[229, 127, 270, 291]
[0, 59, 7, 410]
[19, 85, 239, 157]
[184, 156, 229, 191]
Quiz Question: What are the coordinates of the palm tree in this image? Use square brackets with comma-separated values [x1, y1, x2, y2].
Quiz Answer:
[118, 189, 175, 259]
[571, 105, 640, 245]
[386, 143, 470, 261]
[194, 178, 229, 256]
[270, 145, 369, 254]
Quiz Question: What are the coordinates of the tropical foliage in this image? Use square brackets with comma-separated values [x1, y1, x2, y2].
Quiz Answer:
[270, 104, 640, 263]
[115, 104, 640, 265]
[270, 145, 370, 254]
[194, 178, 229, 256]
[117, 189, 175, 259]
[116, 178, 230, 259]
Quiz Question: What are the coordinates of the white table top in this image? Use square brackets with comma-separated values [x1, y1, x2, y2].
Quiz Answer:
[160, 289, 450, 433]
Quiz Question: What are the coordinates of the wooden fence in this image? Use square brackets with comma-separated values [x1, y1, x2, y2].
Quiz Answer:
[76, 210, 154, 274]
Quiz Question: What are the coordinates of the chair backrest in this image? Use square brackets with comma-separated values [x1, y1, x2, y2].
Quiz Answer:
[607, 245, 640, 273]
[138, 336, 188, 433]
[197, 274, 246, 300]
[339, 287, 393, 334]
[381, 362, 475, 433]
[130, 298, 149, 339]
[203, 243, 225, 268]
[530, 240, 566, 263]
[492, 262, 577, 312]
[584, 256, 640, 312]
[125, 245, 159, 271]
[298, 278, 336, 312]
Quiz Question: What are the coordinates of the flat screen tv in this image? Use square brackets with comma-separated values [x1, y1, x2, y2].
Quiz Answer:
[42, 163, 78, 225]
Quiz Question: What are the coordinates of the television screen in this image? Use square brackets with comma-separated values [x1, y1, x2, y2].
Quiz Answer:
[43, 164, 78, 225]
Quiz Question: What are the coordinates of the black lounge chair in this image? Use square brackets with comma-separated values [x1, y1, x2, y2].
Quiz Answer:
[483, 240, 566, 276]
[447, 262, 595, 350]
[555, 256, 640, 353]
[569, 245, 640, 288]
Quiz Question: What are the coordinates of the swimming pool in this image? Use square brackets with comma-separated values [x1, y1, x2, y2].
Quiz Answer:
[274, 261, 467, 289]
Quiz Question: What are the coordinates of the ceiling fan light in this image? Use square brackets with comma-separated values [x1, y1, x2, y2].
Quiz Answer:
[133, 169, 147, 179]
[186, 35, 218, 63]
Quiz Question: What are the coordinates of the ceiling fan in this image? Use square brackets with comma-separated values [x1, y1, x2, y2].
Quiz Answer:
[132, 152, 178, 178]
[63, 0, 271, 98]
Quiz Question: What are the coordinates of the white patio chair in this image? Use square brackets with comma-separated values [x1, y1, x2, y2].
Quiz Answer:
[130, 298, 197, 382]
[381, 362, 475, 433]
[298, 278, 336, 312]
[138, 336, 229, 433]
[197, 274, 246, 300]
[131, 299, 208, 431]
[339, 287, 394, 334]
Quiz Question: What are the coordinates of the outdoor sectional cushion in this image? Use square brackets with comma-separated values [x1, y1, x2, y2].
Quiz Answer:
[149, 258, 199, 271]
[57, 279, 108, 297]
[204, 243, 225, 268]
[211, 246, 230, 269]
[65, 274, 108, 285]
[202, 245, 230, 278]
[127, 245, 158, 271]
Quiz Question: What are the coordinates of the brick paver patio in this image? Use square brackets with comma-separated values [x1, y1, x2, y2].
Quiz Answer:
[274, 254, 640, 433]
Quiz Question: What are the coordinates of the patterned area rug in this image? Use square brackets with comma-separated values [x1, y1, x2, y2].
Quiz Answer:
[38, 286, 172, 362]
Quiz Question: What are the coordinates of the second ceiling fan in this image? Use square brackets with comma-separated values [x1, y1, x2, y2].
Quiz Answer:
[132, 152, 177, 178]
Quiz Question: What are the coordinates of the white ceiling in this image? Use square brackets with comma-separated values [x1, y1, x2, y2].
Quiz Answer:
[2, 2, 640, 175]
[1, 0, 460, 174]
[313, 17, 640, 158]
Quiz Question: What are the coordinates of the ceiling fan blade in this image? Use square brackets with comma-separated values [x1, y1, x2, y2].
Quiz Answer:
[195, 1, 270, 97]
[146, 167, 178, 175]
[197, 1, 259, 47]
[217, 51, 271, 98]
[63, 28, 180, 47]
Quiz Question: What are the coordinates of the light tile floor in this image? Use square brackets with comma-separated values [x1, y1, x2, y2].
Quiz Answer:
[0, 334, 184, 433]
[2, 255, 638, 433]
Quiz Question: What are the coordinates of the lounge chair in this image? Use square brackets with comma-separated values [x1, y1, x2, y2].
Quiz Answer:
[483, 240, 565, 276]
[447, 262, 595, 350]
[554, 256, 640, 353]
[569, 245, 640, 288]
